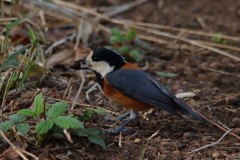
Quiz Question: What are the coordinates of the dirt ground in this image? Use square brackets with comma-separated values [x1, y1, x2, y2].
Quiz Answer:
[1, 0, 240, 159]
[73, 0, 240, 159]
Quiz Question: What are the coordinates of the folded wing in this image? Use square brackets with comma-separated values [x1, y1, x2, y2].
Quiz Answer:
[106, 69, 207, 124]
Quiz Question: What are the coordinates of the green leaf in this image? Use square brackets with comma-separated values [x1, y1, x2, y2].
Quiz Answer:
[84, 110, 96, 116]
[0, 44, 31, 72]
[51, 124, 63, 133]
[77, 129, 88, 137]
[34, 94, 44, 116]
[0, 121, 15, 133]
[111, 29, 123, 38]
[18, 109, 37, 117]
[134, 39, 150, 50]
[9, 114, 27, 122]
[129, 50, 143, 62]
[79, 115, 90, 121]
[52, 132, 64, 138]
[54, 116, 84, 129]
[77, 128, 100, 137]
[123, 29, 137, 41]
[86, 108, 108, 116]
[88, 135, 106, 149]
[118, 46, 129, 53]
[28, 28, 35, 42]
[6, 19, 22, 30]
[16, 123, 30, 134]
[85, 128, 100, 135]
[11, 73, 19, 81]
[110, 36, 123, 44]
[46, 101, 68, 118]
[156, 72, 178, 77]
[42, 38, 49, 42]
[36, 119, 54, 134]
[211, 33, 222, 42]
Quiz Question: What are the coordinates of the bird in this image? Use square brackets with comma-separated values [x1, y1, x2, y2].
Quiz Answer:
[73, 48, 207, 134]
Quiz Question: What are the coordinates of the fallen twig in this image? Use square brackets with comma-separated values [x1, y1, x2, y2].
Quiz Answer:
[190, 129, 233, 153]
[139, 130, 159, 160]
[71, 70, 85, 110]
[206, 68, 240, 77]
[0, 130, 38, 160]
[192, 109, 240, 140]
[121, 20, 240, 41]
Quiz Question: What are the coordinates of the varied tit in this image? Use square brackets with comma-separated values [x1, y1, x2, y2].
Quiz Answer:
[72, 48, 207, 134]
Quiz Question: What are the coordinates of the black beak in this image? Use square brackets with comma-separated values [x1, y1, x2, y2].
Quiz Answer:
[76, 58, 90, 69]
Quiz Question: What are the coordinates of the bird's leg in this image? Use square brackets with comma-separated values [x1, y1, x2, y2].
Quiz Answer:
[116, 112, 131, 122]
[104, 110, 138, 134]
[103, 112, 130, 122]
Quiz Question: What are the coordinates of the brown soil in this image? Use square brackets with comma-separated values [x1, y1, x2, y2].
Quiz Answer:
[2, 0, 240, 159]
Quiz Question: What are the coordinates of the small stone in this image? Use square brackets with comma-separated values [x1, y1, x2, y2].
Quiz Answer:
[134, 138, 141, 143]
[232, 118, 240, 127]
[209, 62, 222, 69]
[173, 150, 182, 157]
[160, 141, 169, 147]
[183, 132, 193, 139]
[177, 143, 188, 150]
[226, 96, 238, 105]
[212, 151, 221, 159]
[162, 150, 172, 155]
[171, 84, 180, 93]
[232, 128, 240, 136]
[200, 62, 208, 68]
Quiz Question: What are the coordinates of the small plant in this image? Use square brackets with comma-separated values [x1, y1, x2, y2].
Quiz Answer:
[211, 33, 227, 45]
[0, 114, 30, 134]
[0, 94, 106, 149]
[108, 28, 154, 62]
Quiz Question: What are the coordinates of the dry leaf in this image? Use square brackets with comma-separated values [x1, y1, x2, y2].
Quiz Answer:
[46, 49, 75, 68]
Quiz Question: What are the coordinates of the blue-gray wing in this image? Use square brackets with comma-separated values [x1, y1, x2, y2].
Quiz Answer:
[106, 69, 207, 124]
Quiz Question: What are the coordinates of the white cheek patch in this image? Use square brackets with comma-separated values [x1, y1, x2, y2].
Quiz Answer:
[86, 52, 114, 78]
[91, 61, 114, 78]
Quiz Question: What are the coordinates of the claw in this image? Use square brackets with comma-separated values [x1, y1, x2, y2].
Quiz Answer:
[103, 128, 132, 134]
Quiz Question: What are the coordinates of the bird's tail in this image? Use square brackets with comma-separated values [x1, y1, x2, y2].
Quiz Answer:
[173, 97, 209, 125]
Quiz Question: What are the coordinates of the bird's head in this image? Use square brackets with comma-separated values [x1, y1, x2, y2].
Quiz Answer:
[75, 48, 126, 77]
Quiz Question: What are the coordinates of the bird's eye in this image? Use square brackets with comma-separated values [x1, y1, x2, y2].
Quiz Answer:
[92, 56, 99, 61]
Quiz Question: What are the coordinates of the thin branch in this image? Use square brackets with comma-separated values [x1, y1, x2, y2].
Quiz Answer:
[190, 129, 233, 153]
[206, 68, 240, 77]
[0, 130, 28, 160]
[70, 70, 85, 110]
[121, 20, 240, 41]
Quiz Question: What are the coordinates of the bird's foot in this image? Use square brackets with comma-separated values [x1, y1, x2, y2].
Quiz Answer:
[103, 112, 131, 122]
[103, 128, 132, 134]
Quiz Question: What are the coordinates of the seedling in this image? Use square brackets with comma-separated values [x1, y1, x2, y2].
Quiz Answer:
[0, 94, 106, 149]
[108, 28, 155, 62]
[211, 33, 227, 45]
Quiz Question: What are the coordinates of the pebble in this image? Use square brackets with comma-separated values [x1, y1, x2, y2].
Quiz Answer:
[162, 150, 172, 155]
[212, 151, 221, 159]
[134, 138, 141, 143]
[160, 141, 169, 147]
[177, 143, 188, 150]
[232, 128, 240, 135]
[209, 62, 222, 69]
[183, 132, 193, 139]
[232, 118, 240, 127]
[226, 96, 238, 105]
